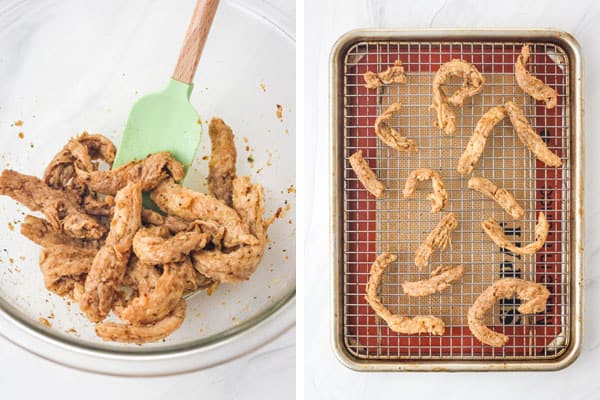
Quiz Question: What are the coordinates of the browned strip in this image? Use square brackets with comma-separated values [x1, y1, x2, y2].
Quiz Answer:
[482, 211, 549, 255]
[457, 106, 505, 175]
[348, 150, 385, 198]
[402, 168, 448, 212]
[415, 213, 458, 269]
[363, 60, 407, 89]
[374, 103, 417, 152]
[468, 176, 524, 220]
[515, 44, 557, 109]
[468, 278, 549, 347]
[505, 101, 562, 167]
[402, 265, 464, 297]
[365, 253, 445, 335]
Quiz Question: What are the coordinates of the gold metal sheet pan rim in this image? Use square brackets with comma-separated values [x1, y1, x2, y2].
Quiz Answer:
[329, 28, 584, 372]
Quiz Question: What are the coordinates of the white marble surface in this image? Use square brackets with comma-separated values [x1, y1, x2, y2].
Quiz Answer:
[0, 0, 295, 397]
[305, 0, 598, 398]
[0, 328, 295, 399]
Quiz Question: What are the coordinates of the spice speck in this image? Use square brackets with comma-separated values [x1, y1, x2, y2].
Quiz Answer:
[39, 317, 51, 328]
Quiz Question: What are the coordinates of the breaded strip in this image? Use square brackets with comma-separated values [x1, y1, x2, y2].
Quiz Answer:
[39, 244, 96, 297]
[402, 168, 448, 212]
[150, 179, 257, 248]
[0, 170, 105, 239]
[132, 225, 209, 265]
[21, 215, 101, 249]
[95, 299, 186, 344]
[76, 152, 185, 195]
[402, 265, 464, 297]
[81, 182, 142, 322]
[348, 150, 386, 198]
[374, 103, 417, 152]
[432, 60, 485, 135]
[482, 211, 549, 255]
[208, 118, 237, 206]
[119, 263, 185, 325]
[468, 278, 550, 347]
[415, 213, 458, 269]
[504, 101, 562, 167]
[365, 253, 445, 335]
[363, 60, 407, 89]
[468, 177, 524, 220]
[191, 177, 267, 283]
[515, 44, 557, 109]
[457, 106, 505, 174]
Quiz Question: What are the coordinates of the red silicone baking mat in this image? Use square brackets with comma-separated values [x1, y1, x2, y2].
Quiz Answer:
[342, 41, 570, 360]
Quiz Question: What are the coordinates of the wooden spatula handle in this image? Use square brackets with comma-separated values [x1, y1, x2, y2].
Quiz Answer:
[172, 0, 220, 84]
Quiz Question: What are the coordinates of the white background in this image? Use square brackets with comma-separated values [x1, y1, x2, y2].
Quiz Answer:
[0, 0, 295, 398]
[304, 0, 598, 399]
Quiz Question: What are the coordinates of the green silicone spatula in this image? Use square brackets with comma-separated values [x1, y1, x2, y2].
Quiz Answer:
[113, 0, 220, 171]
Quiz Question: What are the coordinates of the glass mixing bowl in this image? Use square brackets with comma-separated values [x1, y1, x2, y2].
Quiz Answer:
[0, 0, 295, 375]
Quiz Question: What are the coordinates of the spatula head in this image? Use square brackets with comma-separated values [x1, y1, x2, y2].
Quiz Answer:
[113, 78, 202, 169]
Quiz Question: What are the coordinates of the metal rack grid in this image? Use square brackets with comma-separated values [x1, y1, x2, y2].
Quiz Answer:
[341, 41, 570, 360]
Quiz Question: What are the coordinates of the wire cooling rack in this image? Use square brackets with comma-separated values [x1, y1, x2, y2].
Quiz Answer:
[341, 41, 570, 360]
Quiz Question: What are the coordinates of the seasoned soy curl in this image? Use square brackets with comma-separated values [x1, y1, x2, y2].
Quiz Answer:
[482, 211, 549, 255]
[0, 170, 106, 240]
[150, 179, 258, 248]
[122, 257, 160, 297]
[191, 177, 268, 283]
[468, 278, 550, 347]
[365, 253, 445, 335]
[457, 106, 506, 175]
[515, 44, 557, 109]
[402, 168, 448, 212]
[76, 152, 185, 195]
[348, 150, 386, 198]
[363, 60, 408, 89]
[374, 103, 417, 152]
[504, 101, 562, 167]
[21, 215, 101, 249]
[39, 244, 96, 297]
[432, 60, 485, 135]
[43, 133, 116, 206]
[468, 176, 524, 220]
[119, 262, 185, 325]
[132, 225, 210, 265]
[208, 118, 237, 207]
[95, 299, 186, 344]
[44, 133, 115, 189]
[177, 256, 214, 294]
[415, 213, 458, 269]
[402, 265, 464, 297]
[80, 182, 142, 322]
